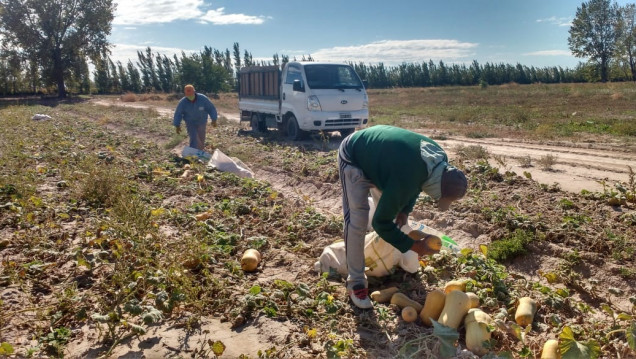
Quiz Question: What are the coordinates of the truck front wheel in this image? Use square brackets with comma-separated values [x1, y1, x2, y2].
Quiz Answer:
[339, 128, 354, 138]
[285, 115, 306, 141]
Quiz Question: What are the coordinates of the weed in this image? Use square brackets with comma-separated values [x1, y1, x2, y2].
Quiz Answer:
[518, 155, 532, 168]
[487, 229, 534, 262]
[537, 154, 558, 171]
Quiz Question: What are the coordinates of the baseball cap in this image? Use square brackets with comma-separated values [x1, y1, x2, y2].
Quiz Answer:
[438, 165, 468, 211]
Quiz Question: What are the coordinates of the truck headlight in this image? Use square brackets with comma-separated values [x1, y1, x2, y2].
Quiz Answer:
[308, 95, 322, 111]
[363, 95, 368, 109]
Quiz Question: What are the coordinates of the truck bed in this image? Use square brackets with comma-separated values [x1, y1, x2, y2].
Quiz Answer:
[239, 66, 280, 100]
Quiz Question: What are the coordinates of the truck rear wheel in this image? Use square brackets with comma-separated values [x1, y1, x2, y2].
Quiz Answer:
[285, 115, 306, 141]
[251, 113, 267, 133]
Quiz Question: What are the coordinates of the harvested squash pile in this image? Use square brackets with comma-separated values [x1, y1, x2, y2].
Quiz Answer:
[366, 245, 630, 358]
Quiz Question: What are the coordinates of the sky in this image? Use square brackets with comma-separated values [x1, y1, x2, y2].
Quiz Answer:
[108, 0, 635, 70]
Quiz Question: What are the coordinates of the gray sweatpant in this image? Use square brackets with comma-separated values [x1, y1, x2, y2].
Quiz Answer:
[338, 139, 381, 291]
[186, 122, 207, 150]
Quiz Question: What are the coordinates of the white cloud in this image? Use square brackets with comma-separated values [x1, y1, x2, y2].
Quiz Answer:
[113, 1, 267, 26]
[523, 50, 572, 56]
[309, 39, 478, 65]
[107, 43, 197, 66]
[536, 16, 571, 27]
[200, 8, 268, 25]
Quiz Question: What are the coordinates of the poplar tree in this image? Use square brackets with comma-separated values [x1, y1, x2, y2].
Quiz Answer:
[0, 0, 114, 97]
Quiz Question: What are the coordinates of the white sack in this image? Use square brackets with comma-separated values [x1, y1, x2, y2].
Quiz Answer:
[207, 149, 254, 178]
[314, 226, 419, 278]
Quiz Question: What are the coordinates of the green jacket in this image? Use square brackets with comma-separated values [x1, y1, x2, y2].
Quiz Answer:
[345, 125, 448, 252]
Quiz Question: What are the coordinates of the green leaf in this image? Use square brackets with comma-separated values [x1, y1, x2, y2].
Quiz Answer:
[432, 320, 459, 358]
[211, 340, 226, 356]
[130, 323, 146, 335]
[142, 307, 164, 325]
[627, 321, 636, 350]
[249, 285, 262, 295]
[600, 303, 614, 317]
[124, 299, 143, 315]
[479, 244, 488, 256]
[616, 313, 632, 321]
[559, 326, 601, 359]
[296, 283, 311, 297]
[0, 342, 14, 355]
[540, 271, 559, 284]
[91, 313, 111, 323]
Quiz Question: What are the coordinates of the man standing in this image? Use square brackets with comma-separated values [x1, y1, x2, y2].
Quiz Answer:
[338, 125, 468, 309]
[173, 84, 218, 150]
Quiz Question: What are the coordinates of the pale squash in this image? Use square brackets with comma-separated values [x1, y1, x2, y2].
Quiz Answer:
[240, 249, 261, 272]
[540, 339, 560, 359]
[401, 306, 418, 323]
[437, 290, 471, 329]
[444, 279, 467, 294]
[515, 297, 537, 326]
[419, 289, 446, 326]
[390, 292, 423, 313]
[464, 308, 494, 356]
[408, 230, 442, 252]
[370, 287, 399, 303]
[466, 292, 480, 309]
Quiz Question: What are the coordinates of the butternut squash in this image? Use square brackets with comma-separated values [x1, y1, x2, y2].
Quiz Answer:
[515, 297, 537, 326]
[240, 249, 261, 272]
[540, 339, 560, 359]
[419, 289, 446, 326]
[401, 306, 418, 323]
[464, 308, 494, 356]
[408, 230, 442, 252]
[437, 290, 471, 329]
[541, 339, 561, 359]
[370, 287, 399, 303]
[390, 292, 423, 313]
[444, 279, 467, 294]
[466, 292, 480, 309]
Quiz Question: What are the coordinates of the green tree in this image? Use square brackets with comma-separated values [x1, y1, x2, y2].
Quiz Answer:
[616, 4, 636, 81]
[568, 0, 620, 82]
[0, 0, 115, 97]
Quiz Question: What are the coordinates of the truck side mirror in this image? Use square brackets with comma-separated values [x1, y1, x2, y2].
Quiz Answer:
[293, 79, 304, 92]
[362, 80, 368, 89]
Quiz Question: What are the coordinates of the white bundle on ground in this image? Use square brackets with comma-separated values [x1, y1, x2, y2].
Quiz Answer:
[31, 114, 52, 121]
[207, 149, 254, 178]
[314, 226, 419, 278]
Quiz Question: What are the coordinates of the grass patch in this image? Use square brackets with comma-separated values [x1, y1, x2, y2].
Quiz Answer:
[487, 229, 534, 262]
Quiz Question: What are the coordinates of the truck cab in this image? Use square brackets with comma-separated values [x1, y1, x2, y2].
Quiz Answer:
[239, 61, 369, 140]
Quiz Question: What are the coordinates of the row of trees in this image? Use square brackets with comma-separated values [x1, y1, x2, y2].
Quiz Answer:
[0, 0, 634, 97]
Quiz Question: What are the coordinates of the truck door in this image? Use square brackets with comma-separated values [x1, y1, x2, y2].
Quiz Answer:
[281, 63, 307, 124]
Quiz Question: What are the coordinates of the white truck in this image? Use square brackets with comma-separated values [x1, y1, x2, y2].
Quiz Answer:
[238, 61, 369, 140]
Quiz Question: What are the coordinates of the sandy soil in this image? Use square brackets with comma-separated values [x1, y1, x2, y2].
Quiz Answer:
[59, 97, 633, 359]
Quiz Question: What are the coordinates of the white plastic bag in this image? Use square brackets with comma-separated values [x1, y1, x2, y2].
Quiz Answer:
[207, 149, 254, 178]
[182, 146, 212, 161]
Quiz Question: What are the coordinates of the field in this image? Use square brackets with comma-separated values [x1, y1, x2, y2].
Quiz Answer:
[0, 83, 635, 358]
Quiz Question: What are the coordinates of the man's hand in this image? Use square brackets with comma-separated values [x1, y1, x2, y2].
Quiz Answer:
[395, 212, 408, 228]
[410, 239, 440, 257]
[212, 121, 218, 128]
[175, 126, 181, 134]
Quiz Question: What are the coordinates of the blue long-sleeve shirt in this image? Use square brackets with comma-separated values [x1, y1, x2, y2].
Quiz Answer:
[173, 93, 218, 127]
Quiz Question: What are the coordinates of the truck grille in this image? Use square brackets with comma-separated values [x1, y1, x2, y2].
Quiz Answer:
[325, 119, 361, 127]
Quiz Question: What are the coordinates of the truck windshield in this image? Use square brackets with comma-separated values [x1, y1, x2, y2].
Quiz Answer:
[304, 64, 364, 90]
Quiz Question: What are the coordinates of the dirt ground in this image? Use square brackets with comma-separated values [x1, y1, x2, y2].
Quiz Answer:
[75, 97, 635, 358]
[2, 96, 633, 358]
